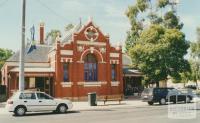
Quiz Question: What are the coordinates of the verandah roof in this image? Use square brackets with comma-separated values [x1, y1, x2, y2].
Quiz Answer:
[9, 67, 55, 73]
[123, 68, 142, 77]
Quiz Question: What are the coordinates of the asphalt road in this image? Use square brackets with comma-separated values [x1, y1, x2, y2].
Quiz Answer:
[0, 104, 199, 123]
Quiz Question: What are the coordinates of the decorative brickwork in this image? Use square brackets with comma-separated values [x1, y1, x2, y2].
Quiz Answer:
[52, 20, 123, 100]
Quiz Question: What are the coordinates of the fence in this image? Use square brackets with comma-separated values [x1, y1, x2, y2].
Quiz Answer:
[0, 85, 6, 95]
[0, 85, 6, 102]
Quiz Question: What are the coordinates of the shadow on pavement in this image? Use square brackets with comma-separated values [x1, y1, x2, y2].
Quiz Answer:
[12, 110, 80, 117]
[149, 102, 196, 106]
[97, 103, 126, 106]
[80, 109, 115, 112]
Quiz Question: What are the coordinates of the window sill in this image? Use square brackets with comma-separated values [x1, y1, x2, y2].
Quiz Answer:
[111, 81, 120, 86]
[61, 82, 73, 87]
[78, 81, 107, 87]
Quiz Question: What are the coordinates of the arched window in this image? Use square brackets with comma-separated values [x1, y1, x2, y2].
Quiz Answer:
[111, 64, 117, 81]
[63, 63, 69, 82]
[84, 54, 97, 81]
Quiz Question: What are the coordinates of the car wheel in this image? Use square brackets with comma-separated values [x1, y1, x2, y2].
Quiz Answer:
[173, 101, 177, 104]
[159, 98, 166, 105]
[148, 101, 154, 105]
[14, 106, 26, 116]
[52, 110, 57, 113]
[57, 104, 68, 113]
[186, 96, 191, 103]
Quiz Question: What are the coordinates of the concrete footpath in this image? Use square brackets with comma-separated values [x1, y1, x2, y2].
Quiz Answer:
[73, 100, 147, 111]
[0, 100, 147, 114]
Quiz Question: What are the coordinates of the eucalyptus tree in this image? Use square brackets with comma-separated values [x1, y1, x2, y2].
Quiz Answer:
[125, 0, 190, 86]
[189, 27, 200, 87]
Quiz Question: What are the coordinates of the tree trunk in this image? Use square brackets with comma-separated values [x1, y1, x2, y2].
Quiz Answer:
[184, 80, 186, 88]
[196, 80, 198, 90]
[156, 81, 159, 88]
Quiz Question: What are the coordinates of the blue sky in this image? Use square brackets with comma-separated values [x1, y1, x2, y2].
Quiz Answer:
[0, 0, 200, 51]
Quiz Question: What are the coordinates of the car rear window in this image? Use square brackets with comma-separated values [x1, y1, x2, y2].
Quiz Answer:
[10, 92, 20, 99]
[143, 88, 153, 94]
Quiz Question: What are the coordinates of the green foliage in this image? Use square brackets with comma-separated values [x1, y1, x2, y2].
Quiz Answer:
[157, 0, 169, 8]
[125, 0, 183, 52]
[65, 24, 74, 32]
[188, 26, 200, 85]
[125, 0, 150, 52]
[172, 71, 190, 84]
[125, 31, 134, 53]
[46, 24, 74, 44]
[125, 6, 139, 20]
[46, 29, 61, 44]
[125, 0, 189, 85]
[190, 42, 200, 58]
[164, 11, 183, 29]
[136, 0, 149, 12]
[129, 25, 189, 84]
[196, 27, 200, 42]
[148, 13, 163, 24]
[189, 61, 200, 82]
[0, 48, 13, 69]
[190, 28, 200, 58]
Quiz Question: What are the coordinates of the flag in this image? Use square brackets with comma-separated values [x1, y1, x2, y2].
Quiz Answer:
[27, 25, 36, 54]
[27, 40, 36, 54]
[30, 25, 35, 41]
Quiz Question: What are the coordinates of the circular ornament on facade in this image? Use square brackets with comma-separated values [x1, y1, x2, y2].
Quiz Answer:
[84, 26, 99, 41]
[78, 46, 84, 52]
[100, 47, 106, 54]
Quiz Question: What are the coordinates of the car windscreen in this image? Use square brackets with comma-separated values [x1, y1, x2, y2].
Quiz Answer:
[142, 88, 153, 95]
[36, 93, 53, 100]
[168, 89, 181, 95]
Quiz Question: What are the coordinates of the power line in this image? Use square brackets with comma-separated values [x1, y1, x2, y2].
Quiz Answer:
[0, 0, 9, 8]
[36, 0, 68, 23]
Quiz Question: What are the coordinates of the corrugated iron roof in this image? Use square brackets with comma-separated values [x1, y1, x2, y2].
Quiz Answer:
[7, 45, 52, 63]
[62, 22, 82, 43]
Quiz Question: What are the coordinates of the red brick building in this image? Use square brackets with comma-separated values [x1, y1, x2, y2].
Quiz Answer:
[1, 19, 127, 100]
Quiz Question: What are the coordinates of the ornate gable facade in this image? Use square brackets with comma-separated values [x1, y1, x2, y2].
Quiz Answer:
[52, 19, 123, 99]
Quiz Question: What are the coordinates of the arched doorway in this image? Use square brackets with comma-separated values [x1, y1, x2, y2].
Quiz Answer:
[84, 54, 98, 81]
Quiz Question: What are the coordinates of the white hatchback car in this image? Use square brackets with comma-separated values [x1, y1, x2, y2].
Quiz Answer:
[6, 91, 73, 116]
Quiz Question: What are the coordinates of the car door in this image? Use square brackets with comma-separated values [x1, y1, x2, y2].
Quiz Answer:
[177, 94, 187, 102]
[174, 90, 186, 102]
[167, 89, 178, 102]
[153, 89, 161, 102]
[19, 92, 39, 111]
[36, 92, 57, 111]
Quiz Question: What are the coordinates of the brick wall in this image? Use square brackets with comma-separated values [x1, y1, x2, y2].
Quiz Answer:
[54, 20, 123, 100]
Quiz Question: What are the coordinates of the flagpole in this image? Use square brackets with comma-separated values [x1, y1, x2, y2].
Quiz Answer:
[19, 0, 26, 91]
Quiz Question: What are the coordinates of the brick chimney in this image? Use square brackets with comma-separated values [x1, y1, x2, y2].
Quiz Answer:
[39, 22, 45, 44]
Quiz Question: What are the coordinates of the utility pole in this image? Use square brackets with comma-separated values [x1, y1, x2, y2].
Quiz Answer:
[19, 0, 26, 91]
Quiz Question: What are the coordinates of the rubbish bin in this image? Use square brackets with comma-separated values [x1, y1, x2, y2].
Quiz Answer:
[88, 92, 97, 106]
